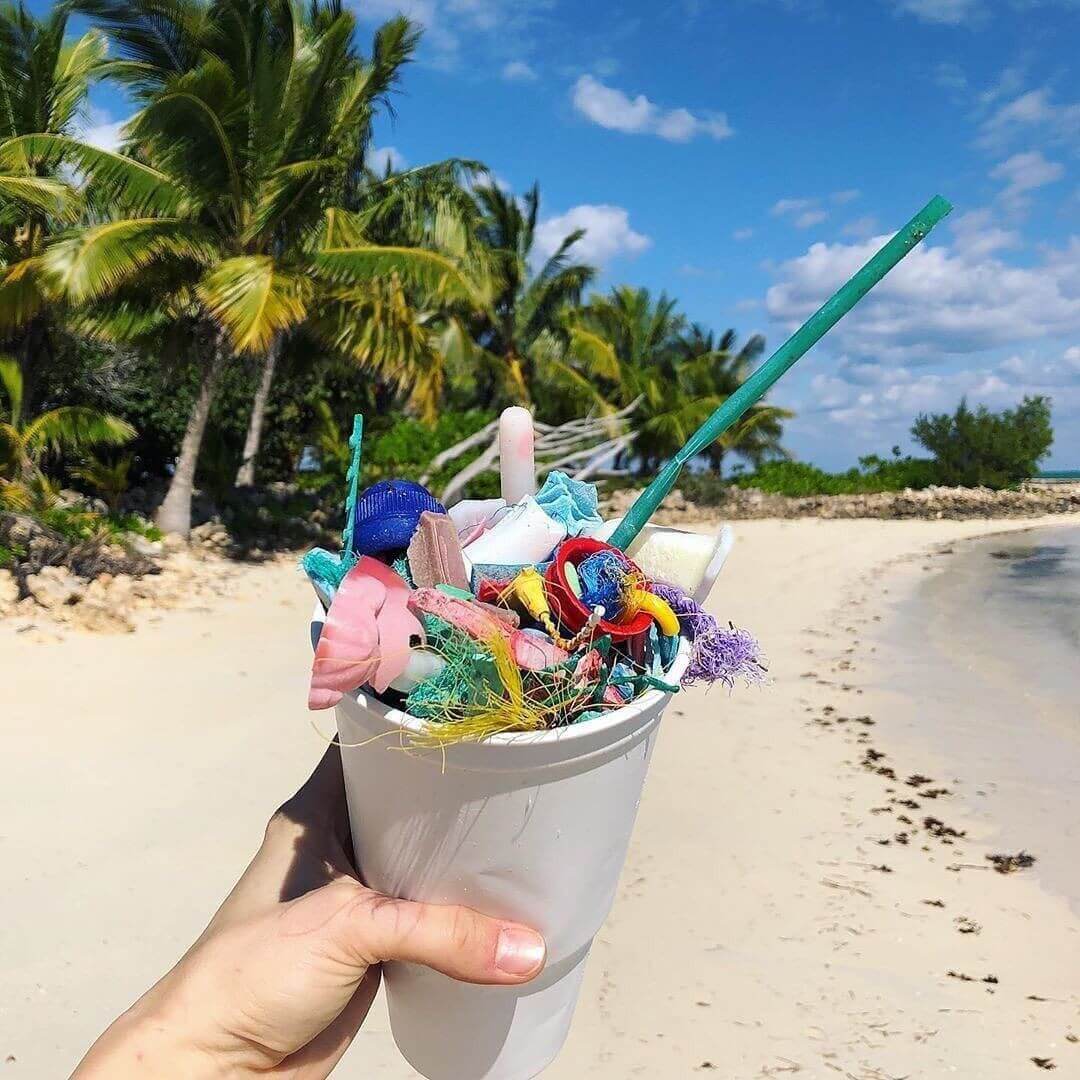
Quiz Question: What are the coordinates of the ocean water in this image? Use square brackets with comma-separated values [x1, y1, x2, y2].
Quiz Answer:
[966, 526, 1080, 701]
[884, 525, 1080, 908]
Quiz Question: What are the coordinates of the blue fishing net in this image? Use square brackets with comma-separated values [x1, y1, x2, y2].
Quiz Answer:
[577, 549, 631, 615]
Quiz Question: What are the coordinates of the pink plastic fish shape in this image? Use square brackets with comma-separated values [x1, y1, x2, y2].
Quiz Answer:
[309, 564, 384, 710]
[358, 557, 425, 694]
[309, 558, 424, 709]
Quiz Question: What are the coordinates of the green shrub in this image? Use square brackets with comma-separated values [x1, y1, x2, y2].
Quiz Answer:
[36, 505, 161, 544]
[911, 396, 1053, 489]
[0, 542, 27, 569]
[677, 453, 940, 503]
[364, 411, 500, 500]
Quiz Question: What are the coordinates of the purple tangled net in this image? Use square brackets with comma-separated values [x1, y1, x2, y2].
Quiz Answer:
[650, 582, 767, 689]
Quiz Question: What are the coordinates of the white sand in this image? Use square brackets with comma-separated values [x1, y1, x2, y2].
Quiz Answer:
[2, 517, 1079, 1078]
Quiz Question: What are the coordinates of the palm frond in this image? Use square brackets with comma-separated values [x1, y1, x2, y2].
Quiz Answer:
[247, 158, 338, 245]
[127, 77, 243, 212]
[317, 245, 489, 312]
[197, 255, 313, 353]
[23, 406, 135, 457]
[0, 171, 77, 218]
[0, 133, 184, 213]
[42, 217, 217, 301]
[0, 353, 24, 427]
[566, 325, 623, 382]
[51, 29, 109, 130]
[68, 297, 173, 343]
[321, 206, 367, 248]
[0, 257, 49, 331]
[71, 0, 210, 88]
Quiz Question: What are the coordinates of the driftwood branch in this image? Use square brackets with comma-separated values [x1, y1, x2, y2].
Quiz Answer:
[419, 419, 498, 486]
[434, 400, 643, 503]
[439, 439, 499, 504]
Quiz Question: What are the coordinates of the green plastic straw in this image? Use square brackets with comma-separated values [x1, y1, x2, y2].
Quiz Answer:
[609, 195, 953, 551]
[340, 414, 364, 556]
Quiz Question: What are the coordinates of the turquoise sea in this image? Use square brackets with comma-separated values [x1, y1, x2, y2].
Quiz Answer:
[885, 524, 1080, 909]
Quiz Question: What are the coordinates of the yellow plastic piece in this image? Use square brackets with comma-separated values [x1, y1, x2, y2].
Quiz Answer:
[624, 588, 680, 637]
[503, 567, 600, 651]
[509, 567, 551, 622]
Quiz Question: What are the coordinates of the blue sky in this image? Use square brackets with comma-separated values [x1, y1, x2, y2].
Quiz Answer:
[59, 0, 1080, 469]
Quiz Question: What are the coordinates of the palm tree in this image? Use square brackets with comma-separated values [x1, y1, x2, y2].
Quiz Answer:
[670, 323, 787, 472]
[0, 353, 133, 505]
[469, 182, 607, 410]
[0, 1, 103, 411]
[227, 0, 426, 488]
[310, 160, 495, 426]
[579, 287, 789, 473]
[10, 0, 452, 535]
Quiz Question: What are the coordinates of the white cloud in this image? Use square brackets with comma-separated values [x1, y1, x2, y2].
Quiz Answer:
[842, 215, 880, 239]
[368, 145, 407, 172]
[804, 351, 1078, 439]
[893, 0, 983, 24]
[766, 232, 1080, 364]
[934, 61, 969, 94]
[772, 196, 827, 228]
[990, 150, 1065, 206]
[771, 197, 815, 216]
[733, 227, 754, 241]
[571, 75, 733, 142]
[831, 188, 861, 205]
[977, 62, 1028, 110]
[82, 120, 126, 152]
[949, 208, 1020, 258]
[76, 105, 128, 152]
[351, 0, 550, 69]
[976, 87, 1080, 152]
[501, 60, 537, 81]
[534, 204, 651, 266]
[795, 208, 828, 229]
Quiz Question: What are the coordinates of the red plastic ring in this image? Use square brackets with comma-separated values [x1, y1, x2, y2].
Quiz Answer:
[544, 537, 653, 643]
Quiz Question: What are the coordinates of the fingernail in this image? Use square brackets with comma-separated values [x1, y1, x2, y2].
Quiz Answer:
[495, 927, 546, 976]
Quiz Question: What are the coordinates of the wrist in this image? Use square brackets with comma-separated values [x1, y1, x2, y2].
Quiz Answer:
[72, 981, 249, 1079]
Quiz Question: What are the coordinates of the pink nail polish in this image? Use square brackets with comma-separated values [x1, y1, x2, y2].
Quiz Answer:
[495, 928, 546, 977]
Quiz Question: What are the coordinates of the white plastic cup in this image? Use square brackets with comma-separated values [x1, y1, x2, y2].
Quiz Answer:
[312, 606, 688, 1080]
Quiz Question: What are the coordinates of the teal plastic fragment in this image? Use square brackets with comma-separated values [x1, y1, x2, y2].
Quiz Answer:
[534, 470, 602, 536]
[391, 555, 414, 587]
[302, 546, 356, 603]
[435, 583, 474, 601]
[340, 414, 364, 556]
[658, 631, 680, 670]
[575, 709, 604, 723]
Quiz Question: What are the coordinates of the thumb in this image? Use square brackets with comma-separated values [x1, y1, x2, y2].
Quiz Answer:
[332, 885, 546, 985]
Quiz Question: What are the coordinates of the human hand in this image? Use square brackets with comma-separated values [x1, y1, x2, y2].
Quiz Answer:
[73, 746, 546, 1078]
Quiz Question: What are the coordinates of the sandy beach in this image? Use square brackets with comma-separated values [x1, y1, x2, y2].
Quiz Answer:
[3, 515, 1079, 1078]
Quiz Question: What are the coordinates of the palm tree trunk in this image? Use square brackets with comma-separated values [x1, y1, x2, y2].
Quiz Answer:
[234, 336, 281, 488]
[155, 343, 229, 538]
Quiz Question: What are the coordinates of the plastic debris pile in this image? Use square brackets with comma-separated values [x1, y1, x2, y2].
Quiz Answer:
[305, 411, 765, 743]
